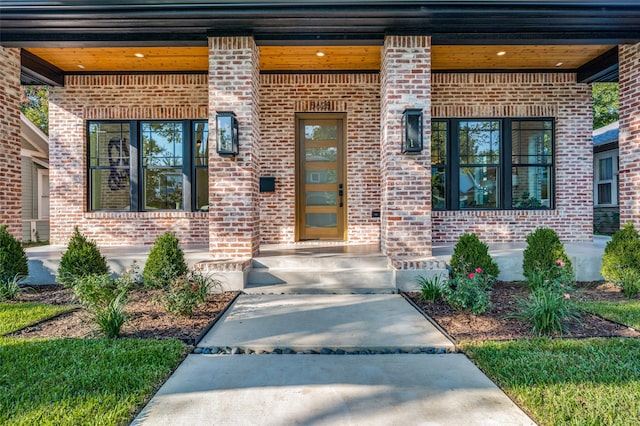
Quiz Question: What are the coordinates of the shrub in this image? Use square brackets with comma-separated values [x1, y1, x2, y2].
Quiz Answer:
[417, 275, 444, 302]
[619, 269, 640, 299]
[0, 225, 29, 285]
[161, 270, 220, 316]
[601, 222, 640, 290]
[72, 266, 137, 338]
[142, 232, 188, 289]
[509, 287, 580, 336]
[57, 227, 108, 288]
[449, 233, 499, 281]
[0, 275, 25, 301]
[442, 268, 493, 314]
[522, 227, 573, 283]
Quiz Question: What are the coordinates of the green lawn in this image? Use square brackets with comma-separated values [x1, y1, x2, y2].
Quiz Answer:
[462, 338, 640, 425]
[580, 300, 640, 330]
[0, 337, 187, 425]
[0, 302, 75, 336]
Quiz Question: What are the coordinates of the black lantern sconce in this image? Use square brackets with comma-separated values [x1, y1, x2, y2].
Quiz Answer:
[401, 108, 423, 154]
[216, 111, 239, 157]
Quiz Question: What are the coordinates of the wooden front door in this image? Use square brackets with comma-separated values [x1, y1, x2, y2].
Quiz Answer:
[296, 113, 346, 240]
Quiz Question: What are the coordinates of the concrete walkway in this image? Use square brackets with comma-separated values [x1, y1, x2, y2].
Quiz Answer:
[133, 294, 536, 425]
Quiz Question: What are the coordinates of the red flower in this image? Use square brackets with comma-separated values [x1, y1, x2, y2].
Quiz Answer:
[468, 273, 475, 279]
[475, 267, 483, 274]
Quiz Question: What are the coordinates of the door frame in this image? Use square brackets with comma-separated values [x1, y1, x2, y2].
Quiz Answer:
[295, 112, 348, 241]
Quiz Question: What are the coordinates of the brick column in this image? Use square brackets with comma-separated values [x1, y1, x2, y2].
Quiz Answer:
[380, 35, 432, 262]
[618, 43, 640, 229]
[0, 47, 22, 238]
[208, 36, 260, 260]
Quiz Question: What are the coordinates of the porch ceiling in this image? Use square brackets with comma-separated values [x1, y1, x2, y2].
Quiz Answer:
[25, 44, 614, 73]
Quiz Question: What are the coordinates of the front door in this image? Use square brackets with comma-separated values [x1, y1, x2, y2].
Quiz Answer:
[296, 113, 346, 240]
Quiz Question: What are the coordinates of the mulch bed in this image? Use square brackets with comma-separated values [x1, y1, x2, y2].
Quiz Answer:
[406, 281, 640, 342]
[7, 281, 639, 344]
[10, 285, 239, 344]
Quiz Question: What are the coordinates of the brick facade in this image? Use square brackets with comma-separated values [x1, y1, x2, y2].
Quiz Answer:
[0, 47, 22, 238]
[380, 35, 432, 259]
[618, 43, 640, 229]
[431, 73, 593, 243]
[259, 74, 381, 244]
[208, 37, 261, 259]
[49, 74, 208, 245]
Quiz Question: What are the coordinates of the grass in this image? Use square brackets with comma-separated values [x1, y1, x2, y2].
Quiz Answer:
[579, 300, 640, 330]
[0, 337, 187, 425]
[461, 338, 640, 425]
[0, 302, 75, 336]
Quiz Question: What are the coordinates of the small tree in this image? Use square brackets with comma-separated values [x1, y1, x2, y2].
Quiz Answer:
[142, 232, 188, 289]
[57, 227, 108, 287]
[449, 233, 500, 281]
[522, 227, 573, 282]
[0, 225, 29, 284]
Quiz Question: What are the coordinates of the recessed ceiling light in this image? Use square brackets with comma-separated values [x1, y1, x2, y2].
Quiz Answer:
[134, 53, 145, 58]
[316, 51, 325, 57]
[77, 64, 85, 69]
[555, 62, 564, 67]
[496, 51, 507, 56]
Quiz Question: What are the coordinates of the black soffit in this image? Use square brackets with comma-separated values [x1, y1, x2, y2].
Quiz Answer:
[2, 1, 640, 46]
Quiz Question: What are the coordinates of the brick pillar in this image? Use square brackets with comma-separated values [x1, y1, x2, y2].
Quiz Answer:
[208, 36, 260, 260]
[380, 35, 432, 262]
[0, 47, 22, 239]
[618, 43, 640, 229]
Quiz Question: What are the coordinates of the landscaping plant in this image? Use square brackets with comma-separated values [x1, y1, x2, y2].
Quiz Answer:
[161, 270, 220, 316]
[601, 222, 640, 298]
[522, 227, 573, 282]
[449, 233, 499, 281]
[142, 232, 188, 289]
[0, 225, 29, 296]
[72, 265, 138, 338]
[509, 285, 580, 335]
[417, 275, 445, 302]
[442, 268, 493, 314]
[57, 226, 108, 288]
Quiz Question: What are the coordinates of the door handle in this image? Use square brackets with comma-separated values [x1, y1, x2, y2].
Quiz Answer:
[338, 184, 344, 207]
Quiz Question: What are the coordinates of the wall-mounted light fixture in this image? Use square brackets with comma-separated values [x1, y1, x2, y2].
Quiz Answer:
[216, 111, 239, 157]
[402, 108, 423, 154]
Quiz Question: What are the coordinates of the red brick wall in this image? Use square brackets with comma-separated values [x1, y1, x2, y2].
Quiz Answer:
[431, 73, 593, 243]
[259, 74, 381, 244]
[380, 35, 432, 259]
[618, 43, 640, 229]
[208, 37, 261, 259]
[49, 74, 208, 245]
[0, 47, 22, 238]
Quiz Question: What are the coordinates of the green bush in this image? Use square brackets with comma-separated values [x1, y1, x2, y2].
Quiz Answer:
[417, 275, 444, 302]
[72, 266, 137, 338]
[601, 222, 640, 291]
[442, 269, 493, 314]
[142, 232, 188, 289]
[449, 233, 499, 281]
[618, 269, 640, 299]
[509, 287, 580, 336]
[57, 227, 108, 288]
[522, 227, 573, 283]
[0, 225, 29, 285]
[161, 270, 220, 316]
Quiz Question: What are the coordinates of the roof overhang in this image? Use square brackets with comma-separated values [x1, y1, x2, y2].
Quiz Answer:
[2, 1, 639, 84]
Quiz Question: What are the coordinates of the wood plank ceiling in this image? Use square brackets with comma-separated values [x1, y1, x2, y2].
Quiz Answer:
[26, 44, 614, 73]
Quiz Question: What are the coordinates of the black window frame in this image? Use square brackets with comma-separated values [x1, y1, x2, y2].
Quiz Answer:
[431, 117, 555, 211]
[87, 119, 209, 213]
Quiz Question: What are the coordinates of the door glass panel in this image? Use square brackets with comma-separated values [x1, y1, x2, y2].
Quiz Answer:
[306, 147, 337, 162]
[306, 192, 337, 206]
[306, 213, 338, 228]
[306, 170, 337, 184]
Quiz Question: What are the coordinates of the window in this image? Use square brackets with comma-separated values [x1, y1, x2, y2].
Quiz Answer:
[88, 120, 208, 212]
[594, 151, 618, 206]
[431, 118, 554, 210]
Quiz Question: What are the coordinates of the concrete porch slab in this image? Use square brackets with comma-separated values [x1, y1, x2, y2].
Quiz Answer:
[132, 354, 535, 426]
[197, 294, 454, 352]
